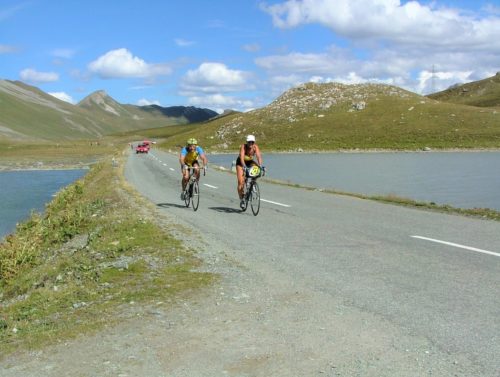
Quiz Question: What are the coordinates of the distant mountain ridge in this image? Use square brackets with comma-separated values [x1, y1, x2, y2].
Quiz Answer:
[0, 80, 218, 141]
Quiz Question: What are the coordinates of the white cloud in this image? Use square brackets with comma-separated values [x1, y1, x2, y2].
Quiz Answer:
[483, 4, 500, 16]
[0, 44, 18, 54]
[20, 68, 59, 83]
[175, 38, 195, 47]
[188, 94, 254, 113]
[48, 92, 75, 104]
[256, 52, 339, 74]
[137, 98, 161, 106]
[242, 43, 261, 52]
[256, 0, 500, 96]
[51, 48, 76, 59]
[0, 3, 28, 21]
[416, 69, 474, 94]
[180, 62, 253, 94]
[263, 0, 500, 50]
[88, 48, 172, 79]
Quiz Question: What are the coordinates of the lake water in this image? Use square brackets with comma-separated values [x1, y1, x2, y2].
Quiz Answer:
[208, 152, 500, 211]
[0, 169, 87, 240]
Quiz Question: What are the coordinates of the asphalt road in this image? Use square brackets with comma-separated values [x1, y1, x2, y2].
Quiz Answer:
[125, 148, 500, 376]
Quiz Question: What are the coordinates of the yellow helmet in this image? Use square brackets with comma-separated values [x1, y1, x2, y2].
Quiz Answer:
[187, 138, 198, 145]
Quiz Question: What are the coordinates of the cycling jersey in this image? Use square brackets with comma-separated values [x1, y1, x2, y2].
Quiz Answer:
[236, 144, 256, 167]
[181, 146, 204, 166]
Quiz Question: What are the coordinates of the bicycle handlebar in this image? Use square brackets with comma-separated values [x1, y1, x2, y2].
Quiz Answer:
[184, 165, 207, 176]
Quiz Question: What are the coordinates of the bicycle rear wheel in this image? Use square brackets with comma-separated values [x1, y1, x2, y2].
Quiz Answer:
[250, 181, 260, 216]
[191, 179, 200, 211]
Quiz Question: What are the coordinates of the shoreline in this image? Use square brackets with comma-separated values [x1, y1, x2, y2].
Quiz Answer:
[0, 163, 92, 172]
[1, 147, 500, 171]
[207, 147, 500, 155]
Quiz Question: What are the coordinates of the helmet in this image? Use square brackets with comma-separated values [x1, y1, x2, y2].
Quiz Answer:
[246, 135, 256, 142]
[187, 138, 198, 145]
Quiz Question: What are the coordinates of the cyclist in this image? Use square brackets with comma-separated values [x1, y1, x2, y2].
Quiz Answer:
[179, 138, 208, 200]
[236, 134, 263, 209]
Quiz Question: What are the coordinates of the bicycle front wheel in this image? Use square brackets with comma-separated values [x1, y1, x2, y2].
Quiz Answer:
[184, 186, 191, 207]
[191, 180, 200, 211]
[240, 183, 249, 212]
[250, 181, 260, 216]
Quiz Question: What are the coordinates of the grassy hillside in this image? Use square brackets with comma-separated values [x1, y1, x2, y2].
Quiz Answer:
[427, 72, 500, 108]
[0, 81, 110, 140]
[155, 82, 500, 152]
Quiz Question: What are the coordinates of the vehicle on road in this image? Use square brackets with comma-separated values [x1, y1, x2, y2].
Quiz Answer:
[135, 144, 149, 154]
[241, 165, 265, 215]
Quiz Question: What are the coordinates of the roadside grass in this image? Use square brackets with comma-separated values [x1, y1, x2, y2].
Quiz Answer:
[0, 154, 215, 356]
[0, 140, 115, 170]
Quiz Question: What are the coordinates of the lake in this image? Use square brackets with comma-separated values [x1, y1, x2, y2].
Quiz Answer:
[208, 151, 500, 211]
[0, 169, 87, 240]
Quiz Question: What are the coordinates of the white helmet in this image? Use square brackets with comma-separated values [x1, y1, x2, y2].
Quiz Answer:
[246, 134, 256, 142]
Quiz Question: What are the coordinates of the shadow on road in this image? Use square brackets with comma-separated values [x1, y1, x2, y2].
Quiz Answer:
[157, 202, 188, 209]
[209, 206, 242, 214]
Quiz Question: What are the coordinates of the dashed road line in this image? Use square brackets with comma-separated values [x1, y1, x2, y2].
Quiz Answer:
[411, 235, 499, 258]
[261, 199, 291, 207]
[204, 184, 218, 189]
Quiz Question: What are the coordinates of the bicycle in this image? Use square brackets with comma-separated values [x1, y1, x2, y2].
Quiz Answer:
[182, 166, 206, 211]
[241, 165, 265, 216]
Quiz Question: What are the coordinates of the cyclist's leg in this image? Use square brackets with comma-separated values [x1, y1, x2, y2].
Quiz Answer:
[193, 161, 200, 181]
[236, 165, 244, 199]
[181, 164, 190, 194]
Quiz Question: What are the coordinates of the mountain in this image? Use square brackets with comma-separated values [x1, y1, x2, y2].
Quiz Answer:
[137, 105, 218, 123]
[158, 81, 500, 151]
[427, 72, 500, 107]
[0, 80, 217, 141]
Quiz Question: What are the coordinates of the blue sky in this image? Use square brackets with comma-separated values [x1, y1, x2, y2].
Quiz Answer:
[1, 0, 499, 112]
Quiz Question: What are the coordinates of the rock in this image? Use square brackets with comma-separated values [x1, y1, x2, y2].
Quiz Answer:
[352, 101, 366, 110]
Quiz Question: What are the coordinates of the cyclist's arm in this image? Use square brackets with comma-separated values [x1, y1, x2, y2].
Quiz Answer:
[239, 144, 246, 165]
[197, 146, 208, 167]
[255, 144, 263, 166]
[179, 149, 186, 168]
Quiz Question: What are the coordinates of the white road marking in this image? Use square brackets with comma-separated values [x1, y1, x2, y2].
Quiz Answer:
[261, 199, 291, 207]
[169, 168, 175, 171]
[204, 184, 218, 189]
[163, 163, 168, 166]
[411, 235, 500, 258]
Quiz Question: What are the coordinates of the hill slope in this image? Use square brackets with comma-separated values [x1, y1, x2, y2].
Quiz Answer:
[427, 72, 500, 107]
[158, 82, 500, 151]
[0, 80, 217, 141]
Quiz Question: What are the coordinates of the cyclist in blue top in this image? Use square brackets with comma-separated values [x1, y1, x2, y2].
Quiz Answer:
[179, 138, 208, 200]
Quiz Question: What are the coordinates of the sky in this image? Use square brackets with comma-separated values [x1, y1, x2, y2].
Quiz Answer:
[1, 0, 500, 113]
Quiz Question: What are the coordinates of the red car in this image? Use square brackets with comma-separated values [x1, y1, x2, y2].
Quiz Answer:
[135, 144, 149, 154]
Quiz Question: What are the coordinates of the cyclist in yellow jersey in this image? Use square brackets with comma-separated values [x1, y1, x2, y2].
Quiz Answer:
[236, 135, 263, 209]
[179, 138, 208, 200]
